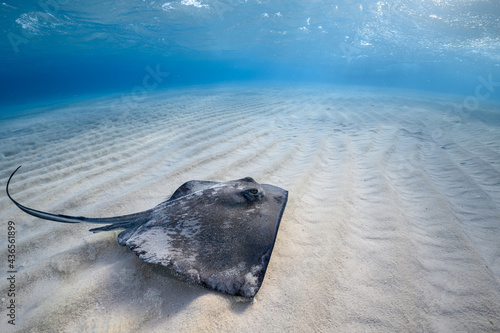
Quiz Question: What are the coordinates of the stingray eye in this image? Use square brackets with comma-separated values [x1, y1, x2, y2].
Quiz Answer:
[241, 188, 261, 203]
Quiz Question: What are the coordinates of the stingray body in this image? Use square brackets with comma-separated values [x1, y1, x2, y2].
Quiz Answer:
[6, 167, 288, 298]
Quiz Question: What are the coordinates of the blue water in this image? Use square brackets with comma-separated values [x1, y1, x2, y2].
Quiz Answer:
[1, 0, 499, 108]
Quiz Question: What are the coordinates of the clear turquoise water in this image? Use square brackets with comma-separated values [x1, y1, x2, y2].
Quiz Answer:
[0, 0, 499, 109]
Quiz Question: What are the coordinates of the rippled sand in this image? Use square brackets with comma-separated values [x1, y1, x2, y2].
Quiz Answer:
[1, 84, 499, 332]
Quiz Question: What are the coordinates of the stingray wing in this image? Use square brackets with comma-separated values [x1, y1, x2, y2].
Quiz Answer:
[124, 183, 288, 298]
[113, 180, 220, 242]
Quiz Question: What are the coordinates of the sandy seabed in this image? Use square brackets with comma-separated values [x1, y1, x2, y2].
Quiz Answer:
[0, 84, 499, 332]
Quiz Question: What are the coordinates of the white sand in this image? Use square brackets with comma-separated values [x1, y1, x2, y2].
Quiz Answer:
[1, 84, 499, 332]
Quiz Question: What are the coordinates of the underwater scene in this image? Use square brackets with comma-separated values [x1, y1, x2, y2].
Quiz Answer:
[1, 1, 499, 332]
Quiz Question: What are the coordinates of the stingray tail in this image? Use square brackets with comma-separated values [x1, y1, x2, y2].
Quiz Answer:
[88, 221, 141, 233]
[6, 166, 151, 232]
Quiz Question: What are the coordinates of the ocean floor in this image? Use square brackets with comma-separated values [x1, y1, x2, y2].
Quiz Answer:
[1, 84, 499, 332]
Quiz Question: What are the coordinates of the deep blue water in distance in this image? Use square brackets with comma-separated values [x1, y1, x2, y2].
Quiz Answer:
[1, 0, 499, 110]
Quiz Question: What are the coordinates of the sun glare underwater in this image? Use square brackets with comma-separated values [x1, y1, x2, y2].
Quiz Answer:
[0, 0, 499, 108]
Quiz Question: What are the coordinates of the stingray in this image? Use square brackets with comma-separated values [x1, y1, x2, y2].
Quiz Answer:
[6, 166, 288, 298]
